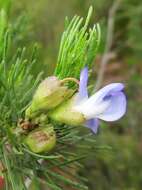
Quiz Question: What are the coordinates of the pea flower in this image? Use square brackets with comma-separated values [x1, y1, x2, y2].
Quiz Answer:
[24, 125, 56, 153]
[49, 67, 127, 134]
[73, 67, 127, 133]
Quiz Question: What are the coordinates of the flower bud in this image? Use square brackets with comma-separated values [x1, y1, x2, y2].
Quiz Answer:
[24, 125, 56, 153]
[33, 114, 49, 126]
[26, 76, 74, 118]
[49, 95, 85, 126]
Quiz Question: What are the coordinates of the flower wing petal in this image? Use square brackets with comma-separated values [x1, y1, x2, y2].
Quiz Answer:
[85, 118, 99, 134]
[90, 83, 125, 104]
[97, 91, 127, 121]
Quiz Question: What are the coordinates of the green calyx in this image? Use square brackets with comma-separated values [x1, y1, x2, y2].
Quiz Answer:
[24, 125, 56, 153]
[25, 76, 74, 119]
[48, 94, 85, 126]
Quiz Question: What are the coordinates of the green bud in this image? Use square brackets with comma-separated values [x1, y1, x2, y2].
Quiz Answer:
[24, 125, 56, 153]
[26, 76, 74, 118]
[49, 95, 85, 126]
[33, 114, 49, 126]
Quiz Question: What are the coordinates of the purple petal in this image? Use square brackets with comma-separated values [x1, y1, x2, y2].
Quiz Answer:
[78, 67, 88, 100]
[74, 83, 126, 121]
[92, 83, 125, 103]
[98, 91, 127, 121]
[85, 118, 99, 134]
[83, 83, 124, 107]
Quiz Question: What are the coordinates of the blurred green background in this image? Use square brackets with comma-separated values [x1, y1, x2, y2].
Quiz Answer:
[1, 0, 142, 189]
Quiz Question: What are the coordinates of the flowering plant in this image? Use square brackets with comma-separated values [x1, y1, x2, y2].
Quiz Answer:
[0, 5, 126, 190]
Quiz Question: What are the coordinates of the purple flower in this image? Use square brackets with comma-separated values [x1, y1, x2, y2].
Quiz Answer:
[74, 67, 127, 134]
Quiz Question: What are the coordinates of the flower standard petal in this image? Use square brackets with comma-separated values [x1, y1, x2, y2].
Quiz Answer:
[78, 67, 89, 101]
